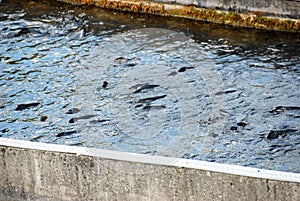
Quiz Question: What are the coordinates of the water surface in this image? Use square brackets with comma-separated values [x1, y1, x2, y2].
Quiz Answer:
[0, 0, 299, 172]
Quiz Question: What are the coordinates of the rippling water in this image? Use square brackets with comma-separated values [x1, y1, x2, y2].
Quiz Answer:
[0, 0, 299, 172]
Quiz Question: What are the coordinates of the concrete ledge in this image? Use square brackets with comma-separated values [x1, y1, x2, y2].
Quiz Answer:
[58, 0, 300, 32]
[160, 0, 300, 19]
[0, 138, 299, 200]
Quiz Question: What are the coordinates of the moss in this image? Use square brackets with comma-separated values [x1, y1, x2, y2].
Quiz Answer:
[61, 0, 300, 32]
[169, 6, 299, 32]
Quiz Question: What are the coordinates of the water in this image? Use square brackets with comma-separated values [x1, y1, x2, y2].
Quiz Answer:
[0, 0, 299, 173]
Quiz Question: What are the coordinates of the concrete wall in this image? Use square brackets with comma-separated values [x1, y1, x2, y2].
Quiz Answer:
[58, 0, 300, 32]
[59, 0, 300, 19]
[0, 138, 299, 201]
[158, 0, 300, 19]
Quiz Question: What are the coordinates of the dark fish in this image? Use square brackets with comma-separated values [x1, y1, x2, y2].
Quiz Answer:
[56, 130, 77, 137]
[215, 89, 237, 95]
[115, 56, 126, 61]
[284, 106, 300, 110]
[30, 135, 44, 141]
[1, 128, 9, 133]
[40, 116, 48, 122]
[102, 81, 108, 88]
[269, 106, 300, 114]
[211, 133, 219, 138]
[126, 63, 136, 67]
[230, 126, 238, 131]
[114, 57, 129, 63]
[137, 95, 167, 103]
[69, 115, 97, 123]
[14, 27, 31, 37]
[133, 84, 160, 93]
[178, 66, 194, 72]
[89, 119, 110, 124]
[266, 129, 298, 140]
[237, 122, 247, 127]
[15, 102, 40, 111]
[143, 105, 166, 110]
[66, 108, 80, 114]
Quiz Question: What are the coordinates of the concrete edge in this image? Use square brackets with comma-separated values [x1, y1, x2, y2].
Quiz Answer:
[57, 0, 300, 32]
[1, 137, 299, 184]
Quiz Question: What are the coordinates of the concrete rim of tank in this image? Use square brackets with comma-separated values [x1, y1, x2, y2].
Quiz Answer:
[58, 0, 300, 32]
[0, 137, 299, 183]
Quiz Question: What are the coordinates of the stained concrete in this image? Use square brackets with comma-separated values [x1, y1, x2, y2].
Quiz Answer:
[0, 138, 299, 200]
[59, 0, 300, 19]
[158, 0, 300, 19]
[58, 0, 300, 32]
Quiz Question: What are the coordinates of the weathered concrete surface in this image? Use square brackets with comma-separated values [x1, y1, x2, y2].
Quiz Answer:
[58, 0, 300, 32]
[0, 138, 299, 201]
[160, 0, 300, 19]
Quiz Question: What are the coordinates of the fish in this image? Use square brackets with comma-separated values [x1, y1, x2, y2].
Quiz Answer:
[89, 119, 110, 124]
[142, 105, 166, 110]
[40, 116, 48, 122]
[15, 102, 40, 111]
[266, 129, 298, 140]
[137, 95, 167, 103]
[102, 81, 108, 88]
[69, 115, 97, 123]
[133, 84, 160, 93]
[215, 89, 237, 95]
[269, 106, 300, 114]
[237, 122, 247, 127]
[178, 66, 194, 72]
[56, 130, 77, 137]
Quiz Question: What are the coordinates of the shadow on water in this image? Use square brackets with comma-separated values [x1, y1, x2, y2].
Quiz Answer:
[0, 0, 299, 172]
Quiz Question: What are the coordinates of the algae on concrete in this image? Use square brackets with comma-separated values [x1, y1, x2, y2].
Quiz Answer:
[58, 0, 300, 32]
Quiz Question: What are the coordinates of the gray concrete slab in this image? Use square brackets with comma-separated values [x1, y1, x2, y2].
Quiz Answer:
[0, 138, 299, 200]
